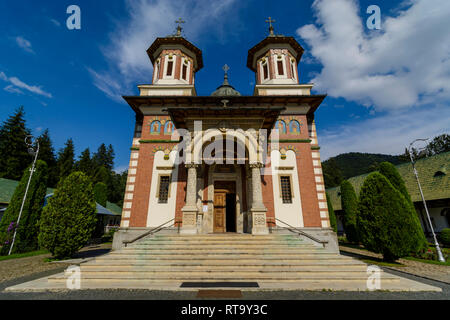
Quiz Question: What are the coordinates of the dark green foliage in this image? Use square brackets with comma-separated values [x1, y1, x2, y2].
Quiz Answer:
[425, 134, 450, 157]
[93, 144, 114, 171]
[357, 172, 426, 262]
[439, 229, 450, 246]
[76, 148, 94, 176]
[326, 193, 337, 233]
[38, 172, 96, 259]
[93, 165, 110, 185]
[379, 162, 428, 250]
[57, 138, 75, 181]
[107, 170, 128, 207]
[322, 153, 404, 188]
[37, 129, 58, 187]
[0, 107, 32, 180]
[0, 160, 48, 255]
[340, 180, 359, 243]
[94, 182, 108, 207]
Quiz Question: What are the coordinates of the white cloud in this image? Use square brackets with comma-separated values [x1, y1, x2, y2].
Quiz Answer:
[297, 0, 450, 111]
[0, 71, 52, 98]
[90, 0, 238, 100]
[15, 36, 34, 54]
[50, 19, 61, 27]
[318, 104, 450, 160]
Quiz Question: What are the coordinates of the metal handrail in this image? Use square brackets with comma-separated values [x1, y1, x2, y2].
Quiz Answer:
[123, 218, 176, 247]
[274, 218, 328, 247]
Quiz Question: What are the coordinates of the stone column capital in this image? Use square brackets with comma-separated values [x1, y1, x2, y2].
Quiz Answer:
[249, 163, 264, 169]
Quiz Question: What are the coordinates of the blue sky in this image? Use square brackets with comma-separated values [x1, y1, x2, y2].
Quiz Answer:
[0, 0, 449, 172]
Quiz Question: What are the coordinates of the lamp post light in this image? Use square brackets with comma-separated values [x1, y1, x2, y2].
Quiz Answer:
[408, 138, 445, 263]
[8, 135, 40, 256]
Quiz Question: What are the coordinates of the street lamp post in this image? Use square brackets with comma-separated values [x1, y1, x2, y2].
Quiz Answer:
[408, 139, 445, 262]
[8, 135, 40, 256]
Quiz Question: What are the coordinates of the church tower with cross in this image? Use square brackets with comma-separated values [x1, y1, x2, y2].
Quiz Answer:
[116, 18, 334, 252]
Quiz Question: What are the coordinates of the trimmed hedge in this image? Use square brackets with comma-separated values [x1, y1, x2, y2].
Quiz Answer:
[38, 171, 97, 259]
[357, 172, 426, 262]
[326, 193, 338, 233]
[439, 228, 450, 246]
[0, 160, 48, 255]
[340, 180, 359, 243]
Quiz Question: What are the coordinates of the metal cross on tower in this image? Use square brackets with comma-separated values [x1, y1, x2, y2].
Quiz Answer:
[266, 17, 276, 36]
[223, 64, 230, 75]
[175, 18, 185, 36]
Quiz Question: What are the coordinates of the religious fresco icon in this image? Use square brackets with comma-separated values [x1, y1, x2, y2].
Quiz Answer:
[150, 121, 161, 134]
[164, 121, 174, 135]
[275, 120, 287, 134]
[289, 120, 301, 135]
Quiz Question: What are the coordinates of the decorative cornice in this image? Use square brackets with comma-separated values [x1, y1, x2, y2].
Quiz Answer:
[139, 139, 181, 144]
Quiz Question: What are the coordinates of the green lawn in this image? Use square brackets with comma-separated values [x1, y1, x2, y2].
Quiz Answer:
[403, 256, 450, 266]
[0, 249, 49, 261]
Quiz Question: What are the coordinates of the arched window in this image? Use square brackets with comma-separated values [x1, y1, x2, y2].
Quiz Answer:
[274, 120, 287, 134]
[164, 121, 174, 135]
[150, 121, 161, 134]
[289, 120, 301, 135]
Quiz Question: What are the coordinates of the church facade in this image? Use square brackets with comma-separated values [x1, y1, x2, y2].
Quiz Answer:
[115, 22, 334, 247]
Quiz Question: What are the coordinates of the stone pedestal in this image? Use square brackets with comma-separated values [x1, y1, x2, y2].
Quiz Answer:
[249, 163, 269, 235]
[181, 163, 199, 234]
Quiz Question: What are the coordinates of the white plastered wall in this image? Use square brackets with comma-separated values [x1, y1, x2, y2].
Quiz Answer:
[146, 150, 179, 227]
[271, 150, 304, 227]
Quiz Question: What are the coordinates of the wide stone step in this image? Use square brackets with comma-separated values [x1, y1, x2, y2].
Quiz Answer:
[80, 265, 368, 272]
[49, 272, 399, 282]
[130, 242, 313, 247]
[118, 248, 329, 254]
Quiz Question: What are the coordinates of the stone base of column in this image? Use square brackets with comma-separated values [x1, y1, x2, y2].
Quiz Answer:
[250, 208, 269, 235]
[180, 206, 198, 234]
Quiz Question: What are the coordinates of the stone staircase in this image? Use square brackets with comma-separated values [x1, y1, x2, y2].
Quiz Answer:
[48, 233, 401, 287]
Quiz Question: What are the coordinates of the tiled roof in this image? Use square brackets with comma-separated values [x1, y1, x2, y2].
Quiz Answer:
[0, 178, 54, 204]
[327, 151, 450, 211]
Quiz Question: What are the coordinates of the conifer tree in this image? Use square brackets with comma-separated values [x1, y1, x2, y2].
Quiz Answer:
[0, 160, 49, 254]
[57, 138, 75, 181]
[0, 107, 31, 180]
[340, 180, 359, 243]
[37, 129, 58, 187]
[94, 182, 108, 207]
[38, 171, 96, 259]
[326, 193, 338, 233]
[76, 148, 94, 176]
[357, 172, 426, 261]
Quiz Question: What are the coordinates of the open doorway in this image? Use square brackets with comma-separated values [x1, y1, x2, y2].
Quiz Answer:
[226, 193, 237, 232]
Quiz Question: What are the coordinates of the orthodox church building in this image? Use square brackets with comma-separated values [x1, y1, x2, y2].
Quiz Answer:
[115, 19, 334, 247]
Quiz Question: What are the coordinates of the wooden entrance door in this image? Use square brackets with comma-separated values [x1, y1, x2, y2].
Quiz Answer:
[213, 181, 236, 233]
[213, 191, 226, 233]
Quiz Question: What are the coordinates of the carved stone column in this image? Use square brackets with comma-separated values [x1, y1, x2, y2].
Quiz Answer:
[249, 163, 268, 235]
[181, 163, 199, 234]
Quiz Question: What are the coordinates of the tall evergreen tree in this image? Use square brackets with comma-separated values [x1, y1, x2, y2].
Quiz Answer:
[76, 148, 94, 176]
[357, 172, 426, 261]
[379, 162, 428, 250]
[93, 144, 114, 171]
[340, 180, 359, 243]
[57, 138, 75, 181]
[326, 193, 338, 233]
[94, 182, 108, 207]
[37, 129, 58, 187]
[0, 160, 49, 255]
[0, 107, 31, 180]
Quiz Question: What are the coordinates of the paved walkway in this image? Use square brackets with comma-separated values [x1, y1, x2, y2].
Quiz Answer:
[339, 245, 450, 284]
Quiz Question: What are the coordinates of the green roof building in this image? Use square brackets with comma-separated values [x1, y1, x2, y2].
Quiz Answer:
[326, 151, 450, 235]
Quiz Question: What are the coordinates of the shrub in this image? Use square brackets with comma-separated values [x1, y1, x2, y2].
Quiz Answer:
[326, 193, 337, 233]
[38, 171, 96, 259]
[439, 228, 450, 246]
[101, 228, 118, 243]
[340, 180, 359, 243]
[357, 172, 426, 262]
[0, 160, 48, 255]
[379, 162, 428, 251]
[93, 182, 108, 207]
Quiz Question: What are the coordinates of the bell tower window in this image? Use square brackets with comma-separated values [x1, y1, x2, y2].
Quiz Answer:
[277, 60, 284, 76]
[182, 59, 189, 81]
[166, 60, 173, 76]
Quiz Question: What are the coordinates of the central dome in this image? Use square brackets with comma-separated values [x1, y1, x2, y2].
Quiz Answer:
[211, 68, 241, 97]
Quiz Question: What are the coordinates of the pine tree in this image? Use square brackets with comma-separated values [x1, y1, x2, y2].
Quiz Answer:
[57, 138, 75, 181]
[76, 148, 94, 176]
[340, 180, 359, 243]
[38, 171, 97, 259]
[357, 172, 426, 261]
[93, 144, 113, 171]
[0, 160, 49, 255]
[37, 129, 58, 187]
[326, 193, 338, 233]
[0, 107, 32, 180]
